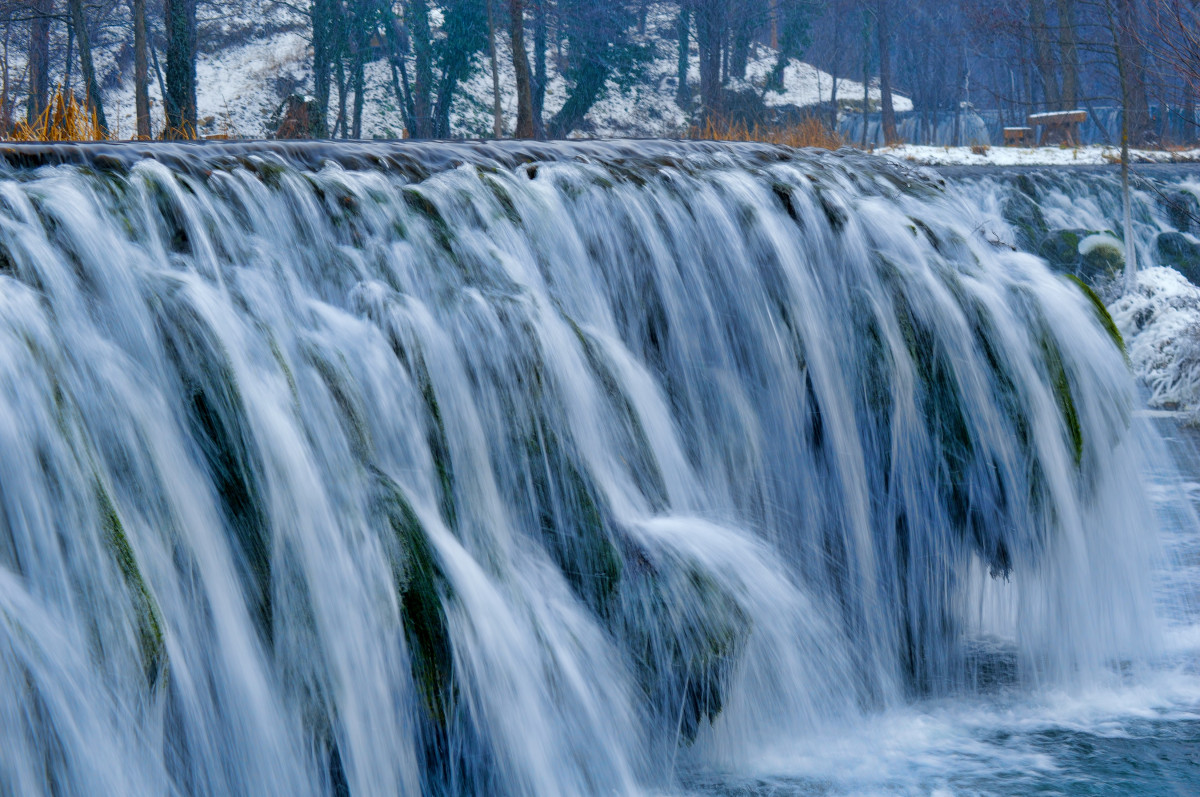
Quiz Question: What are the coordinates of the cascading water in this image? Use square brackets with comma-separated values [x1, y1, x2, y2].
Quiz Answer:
[0, 141, 1190, 796]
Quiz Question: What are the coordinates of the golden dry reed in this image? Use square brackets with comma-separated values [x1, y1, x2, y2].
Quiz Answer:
[689, 116, 844, 150]
[7, 88, 107, 142]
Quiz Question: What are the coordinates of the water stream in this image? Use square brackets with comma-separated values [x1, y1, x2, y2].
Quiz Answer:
[0, 142, 1195, 796]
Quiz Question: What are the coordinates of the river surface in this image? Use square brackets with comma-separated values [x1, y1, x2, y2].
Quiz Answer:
[684, 409, 1200, 796]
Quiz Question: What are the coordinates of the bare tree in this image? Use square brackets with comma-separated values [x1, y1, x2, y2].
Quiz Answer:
[877, 0, 897, 142]
[68, 0, 106, 135]
[134, 0, 150, 138]
[28, 0, 52, 125]
[164, 0, 197, 137]
[487, 0, 503, 136]
[511, 0, 535, 138]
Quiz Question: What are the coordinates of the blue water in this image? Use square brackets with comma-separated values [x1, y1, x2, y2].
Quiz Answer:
[0, 142, 1197, 796]
[684, 409, 1200, 796]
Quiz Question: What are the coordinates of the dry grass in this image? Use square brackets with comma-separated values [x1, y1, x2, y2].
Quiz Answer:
[970, 144, 990, 156]
[0, 88, 203, 141]
[689, 116, 844, 150]
[6, 88, 107, 142]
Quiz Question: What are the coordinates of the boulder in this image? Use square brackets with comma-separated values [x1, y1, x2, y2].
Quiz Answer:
[1038, 228, 1088, 272]
[1078, 234, 1125, 283]
[1157, 189, 1200, 234]
[1155, 231, 1200, 285]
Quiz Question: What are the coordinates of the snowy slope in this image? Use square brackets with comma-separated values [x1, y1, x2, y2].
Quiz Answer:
[78, 2, 911, 140]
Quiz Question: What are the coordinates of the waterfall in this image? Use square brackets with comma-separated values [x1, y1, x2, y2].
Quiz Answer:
[0, 142, 1162, 795]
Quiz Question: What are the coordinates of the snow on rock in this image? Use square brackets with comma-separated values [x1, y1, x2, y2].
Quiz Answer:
[1108, 266, 1200, 411]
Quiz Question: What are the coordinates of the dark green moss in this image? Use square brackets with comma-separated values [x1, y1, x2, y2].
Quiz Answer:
[525, 422, 623, 617]
[622, 559, 750, 745]
[1039, 333, 1084, 467]
[376, 475, 454, 727]
[157, 299, 273, 642]
[1065, 274, 1126, 359]
[95, 482, 165, 687]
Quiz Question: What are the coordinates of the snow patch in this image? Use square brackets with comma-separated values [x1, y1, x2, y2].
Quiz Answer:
[1108, 267, 1200, 413]
[881, 145, 1200, 167]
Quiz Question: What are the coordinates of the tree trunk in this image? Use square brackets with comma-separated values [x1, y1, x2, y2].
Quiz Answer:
[676, 6, 691, 108]
[408, 0, 435, 138]
[312, 0, 338, 138]
[381, 7, 416, 135]
[134, 0, 150, 138]
[1106, 0, 1138, 291]
[1184, 89, 1196, 146]
[877, 0, 897, 143]
[695, 0, 725, 121]
[27, 0, 52, 126]
[65, 16, 74, 95]
[1029, 0, 1061, 111]
[164, 0, 197, 137]
[69, 0, 108, 136]
[532, 0, 546, 138]
[511, 0, 535, 139]
[770, 0, 779, 50]
[1116, 0, 1151, 145]
[730, 15, 751, 81]
[1056, 0, 1079, 110]
[861, 7, 870, 148]
[487, 0, 503, 138]
[335, 56, 348, 138]
[349, 1, 365, 139]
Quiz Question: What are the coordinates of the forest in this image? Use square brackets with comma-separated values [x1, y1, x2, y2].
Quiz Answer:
[0, 0, 1197, 146]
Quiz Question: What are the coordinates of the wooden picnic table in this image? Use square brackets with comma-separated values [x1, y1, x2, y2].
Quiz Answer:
[1003, 127, 1033, 147]
[1026, 110, 1087, 145]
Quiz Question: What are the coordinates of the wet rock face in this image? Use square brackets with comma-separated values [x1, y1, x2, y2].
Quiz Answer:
[1156, 232, 1200, 286]
[1036, 229, 1124, 283]
[1157, 189, 1200, 234]
[1039, 228, 1088, 272]
[1002, 189, 1049, 251]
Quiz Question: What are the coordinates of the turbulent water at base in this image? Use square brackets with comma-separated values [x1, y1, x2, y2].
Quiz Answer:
[0, 141, 1196, 796]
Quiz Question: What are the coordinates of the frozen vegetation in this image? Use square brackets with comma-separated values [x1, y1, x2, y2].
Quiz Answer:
[1110, 267, 1200, 415]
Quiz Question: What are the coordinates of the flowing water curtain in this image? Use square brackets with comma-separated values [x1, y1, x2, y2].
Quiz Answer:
[0, 142, 1157, 795]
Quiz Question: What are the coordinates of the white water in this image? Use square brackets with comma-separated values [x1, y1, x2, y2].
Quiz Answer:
[0, 143, 1189, 796]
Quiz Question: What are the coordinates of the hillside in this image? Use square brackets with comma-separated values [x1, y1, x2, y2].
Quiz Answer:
[46, 2, 911, 140]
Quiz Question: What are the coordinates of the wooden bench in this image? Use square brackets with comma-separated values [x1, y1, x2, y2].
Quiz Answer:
[1003, 127, 1033, 147]
[1027, 110, 1087, 145]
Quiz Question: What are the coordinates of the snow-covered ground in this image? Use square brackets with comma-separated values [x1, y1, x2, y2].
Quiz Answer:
[881, 144, 1200, 167]
[1109, 267, 1200, 414]
[43, 2, 912, 140]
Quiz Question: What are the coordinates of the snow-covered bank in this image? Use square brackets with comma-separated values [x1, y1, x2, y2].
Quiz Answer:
[881, 144, 1200, 167]
[1110, 267, 1200, 414]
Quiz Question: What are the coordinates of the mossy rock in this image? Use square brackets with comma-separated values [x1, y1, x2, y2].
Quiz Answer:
[1155, 231, 1200, 285]
[621, 558, 750, 745]
[1065, 274, 1126, 359]
[95, 482, 166, 687]
[375, 473, 454, 728]
[1037, 228, 1087, 272]
[1038, 332, 1083, 468]
[157, 297, 273, 642]
[1157, 189, 1200, 233]
[1078, 236, 1125, 284]
[525, 424, 623, 618]
[1002, 190, 1048, 251]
